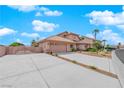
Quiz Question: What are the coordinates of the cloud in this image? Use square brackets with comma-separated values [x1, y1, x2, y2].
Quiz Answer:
[44, 10, 63, 16]
[35, 12, 42, 16]
[86, 9, 124, 30]
[99, 29, 124, 44]
[122, 6, 124, 11]
[16, 38, 22, 43]
[117, 25, 124, 31]
[21, 32, 40, 38]
[40, 7, 49, 11]
[8, 5, 37, 12]
[32, 20, 59, 32]
[8, 6, 63, 16]
[0, 27, 16, 36]
[36, 6, 63, 17]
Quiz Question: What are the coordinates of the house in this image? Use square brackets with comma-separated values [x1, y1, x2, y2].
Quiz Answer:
[38, 31, 95, 52]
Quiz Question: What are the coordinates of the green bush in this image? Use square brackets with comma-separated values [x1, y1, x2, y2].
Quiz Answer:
[9, 42, 24, 47]
[72, 60, 77, 64]
[71, 48, 76, 52]
[86, 48, 97, 52]
[93, 41, 102, 50]
[90, 66, 97, 70]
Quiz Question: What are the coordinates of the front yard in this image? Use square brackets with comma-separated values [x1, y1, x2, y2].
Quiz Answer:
[78, 51, 112, 58]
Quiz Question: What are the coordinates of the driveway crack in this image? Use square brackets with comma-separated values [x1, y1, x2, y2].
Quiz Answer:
[30, 57, 50, 88]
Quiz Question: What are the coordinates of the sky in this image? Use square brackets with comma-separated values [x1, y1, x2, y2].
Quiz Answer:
[0, 5, 124, 45]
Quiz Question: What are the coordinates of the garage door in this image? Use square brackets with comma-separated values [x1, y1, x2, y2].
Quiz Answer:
[50, 44, 67, 52]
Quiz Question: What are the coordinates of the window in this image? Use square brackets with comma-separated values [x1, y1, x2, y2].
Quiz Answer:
[70, 45, 73, 48]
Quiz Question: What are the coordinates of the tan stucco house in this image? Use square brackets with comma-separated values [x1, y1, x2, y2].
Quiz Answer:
[38, 31, 95, 52]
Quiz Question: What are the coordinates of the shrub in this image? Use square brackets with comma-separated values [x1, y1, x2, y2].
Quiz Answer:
[90, 66, 97, 70]
[93, 41, 102, 50]
[72, 60, 77, 64]
[86, 48, 97, 52]
[9, 42, 24, 47]
[71, 48, 76, 52]
[31, 40, 39, 47]
[55, 53, 58, 56]
[49, 51, 53, 55]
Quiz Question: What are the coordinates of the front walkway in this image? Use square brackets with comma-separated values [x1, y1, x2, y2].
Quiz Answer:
[0, 53, 121, 88]
[58, 52, 116, 74]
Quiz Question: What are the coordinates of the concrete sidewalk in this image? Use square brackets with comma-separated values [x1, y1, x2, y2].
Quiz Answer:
[58, 52, 116, 74]
[0, 53, 121, 88]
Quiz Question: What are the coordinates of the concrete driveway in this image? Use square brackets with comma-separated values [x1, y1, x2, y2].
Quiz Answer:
[58, 52, 116, 74]
[0, 53, 121, 88]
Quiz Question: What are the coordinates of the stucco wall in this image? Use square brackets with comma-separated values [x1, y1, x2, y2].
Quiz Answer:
[39, 42, 50, 52]
[7, 46, 43, 54]
[0, 46, 6, 57]
[77, 44, 86, 50]
[79, 38, 94, 45]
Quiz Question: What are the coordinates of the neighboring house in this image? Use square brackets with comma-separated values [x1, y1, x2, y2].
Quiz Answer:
[38, 31, 95, 52]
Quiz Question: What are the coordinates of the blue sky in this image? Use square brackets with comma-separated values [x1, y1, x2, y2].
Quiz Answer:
[0, 5, 124, 45]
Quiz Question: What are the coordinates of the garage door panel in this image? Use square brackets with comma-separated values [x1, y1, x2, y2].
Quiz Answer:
[51, 45, 66, 52]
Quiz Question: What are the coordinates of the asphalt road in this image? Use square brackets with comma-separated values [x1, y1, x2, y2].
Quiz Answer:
[115, 49, 124, 64]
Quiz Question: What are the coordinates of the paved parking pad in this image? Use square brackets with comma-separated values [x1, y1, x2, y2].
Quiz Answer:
[0, 71, 47, 88]
[0, 55, 37, 79]
[58, 52, 116, 73]
[30, 53, 65, 70]
[0, 53, 121, 88]
[41, 62, 120, 88]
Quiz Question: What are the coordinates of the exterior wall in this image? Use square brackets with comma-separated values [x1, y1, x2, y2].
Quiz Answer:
[67, 44, 71, 51]
[77, 44, 86, 50]
[39, 41, 77, 52]
[77, 44, 92, 50]
[50, 45, 66, 52]
[49, 42, 77, 52]
[82, 38, 94, 44]
[7, 46, 43, 55]
[39, 42, 50, 52]
[0, 46, 6, 57]
[67, 44, 76, 51]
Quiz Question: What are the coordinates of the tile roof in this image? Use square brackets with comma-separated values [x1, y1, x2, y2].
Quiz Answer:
[40, 36, 75, 43]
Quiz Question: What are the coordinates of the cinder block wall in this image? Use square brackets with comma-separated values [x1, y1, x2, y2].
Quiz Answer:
[0, 46, 6, 57]
[0, 46, 43, 57]
[7, 46, 43, 55]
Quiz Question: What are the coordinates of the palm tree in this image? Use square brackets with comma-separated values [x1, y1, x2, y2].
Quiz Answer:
[92, 29, 99, 40]
[117, 42, 121, 49]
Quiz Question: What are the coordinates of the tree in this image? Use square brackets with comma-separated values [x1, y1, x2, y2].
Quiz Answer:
[93, 41, 102, 51]
[80, 35, 85, 40]
[102, 39, 107, 49]
[31, 39, 39, 47]
[92, 29, 99, 40]
[9, 42, 24, 47]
